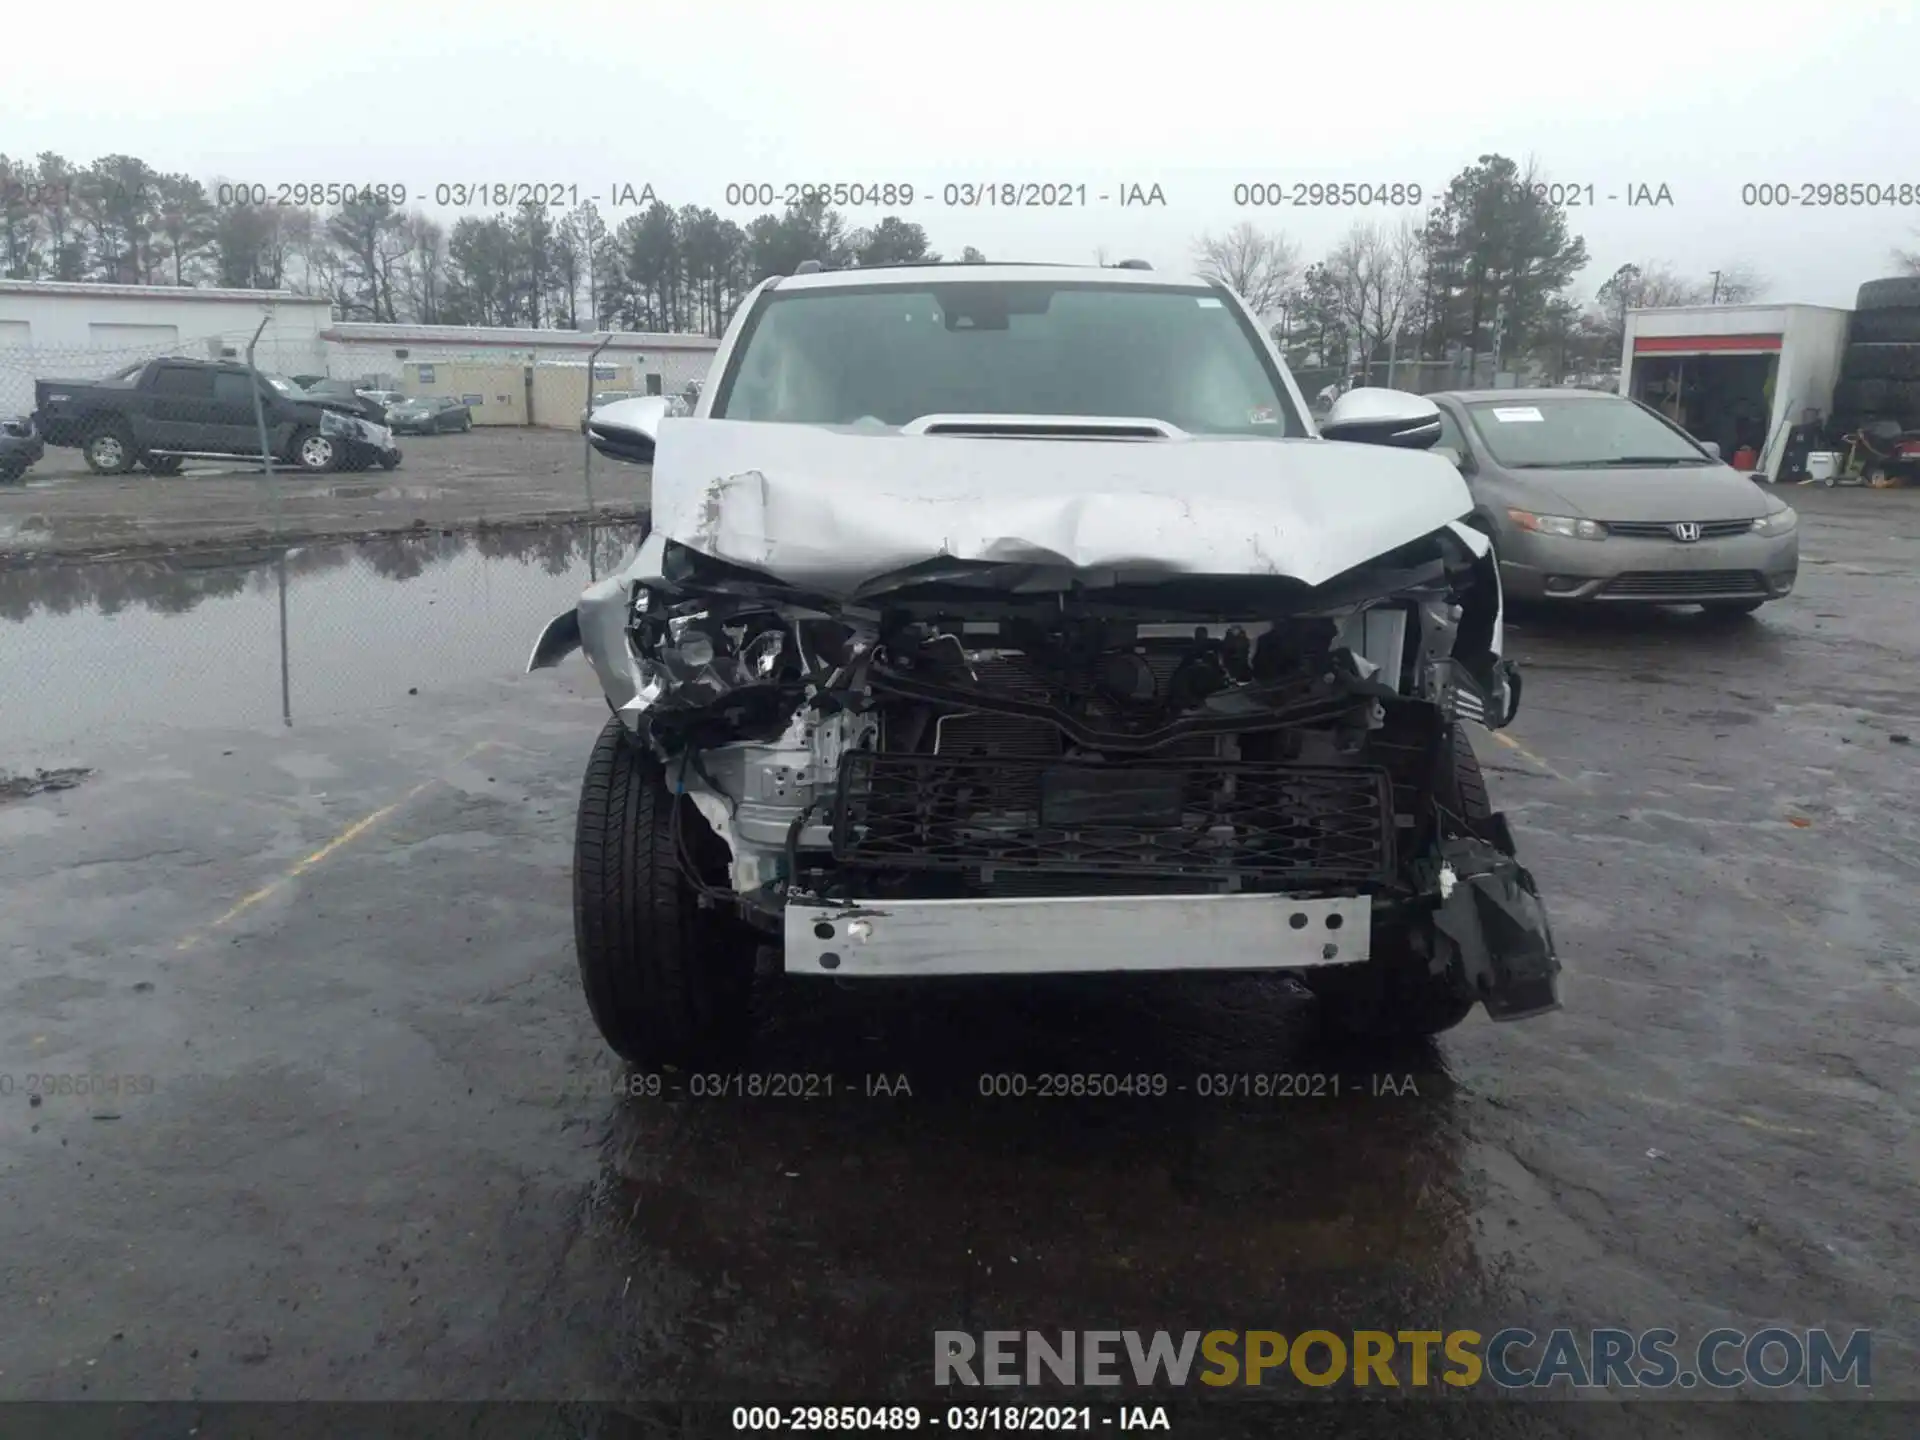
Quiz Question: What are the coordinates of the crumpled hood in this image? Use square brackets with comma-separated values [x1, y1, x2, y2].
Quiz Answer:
[648, 420, 1473, 595]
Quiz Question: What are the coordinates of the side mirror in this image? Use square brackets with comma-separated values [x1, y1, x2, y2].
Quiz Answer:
[1320, 387, 1444, 449]
[1700, 440, 1721, 460]
[587, 393, 670, 466]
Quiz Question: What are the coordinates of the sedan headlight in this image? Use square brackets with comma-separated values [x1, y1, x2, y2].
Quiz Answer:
[1752, 507, 1798, 536]
[1507, 508, 1608, 541]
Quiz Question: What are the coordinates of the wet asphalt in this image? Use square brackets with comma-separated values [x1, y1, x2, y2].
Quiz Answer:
[0, 485, 1916, 1434]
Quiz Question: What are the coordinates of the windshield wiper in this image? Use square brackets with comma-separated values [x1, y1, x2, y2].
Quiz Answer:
[1527, 456, 1709, 469]
[1598, 455, 1710, 467]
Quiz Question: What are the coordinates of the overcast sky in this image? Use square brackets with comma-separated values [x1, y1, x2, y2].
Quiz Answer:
[8, 0, 1919, 307]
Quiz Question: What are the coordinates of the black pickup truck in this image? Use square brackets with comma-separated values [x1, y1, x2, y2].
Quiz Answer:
[34, 357, 401, 475]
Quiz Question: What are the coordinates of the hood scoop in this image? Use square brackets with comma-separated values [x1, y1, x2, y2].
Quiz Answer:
[899, 414, 1187, 441]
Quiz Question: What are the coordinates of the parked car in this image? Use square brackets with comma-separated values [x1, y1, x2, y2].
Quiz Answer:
[1426, 389, 1799, 614]
[0, 415, 45, 482]
[297, 378, 393, 424]
[533, 262, 1559, 1067]
[359, 389, 407, 411]
[34, 358, 400, 475]
[388, 396, 473, 435]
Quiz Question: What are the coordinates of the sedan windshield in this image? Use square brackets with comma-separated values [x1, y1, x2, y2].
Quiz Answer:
[713, 281, 1305, 436]
[1464, 397, 1711, 468]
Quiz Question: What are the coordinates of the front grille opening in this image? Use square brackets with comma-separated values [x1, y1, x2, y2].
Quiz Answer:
[1602, 519, 1755, 540]
[828, 753, 1394, 885]
[1603, 570, 1768, 598]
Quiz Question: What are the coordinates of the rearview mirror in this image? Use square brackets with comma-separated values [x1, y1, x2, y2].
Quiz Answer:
[1320, 387, 1444, 449]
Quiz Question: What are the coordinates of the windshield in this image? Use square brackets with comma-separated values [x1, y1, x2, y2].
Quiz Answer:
[1464, 397, 1711, 468]
[712, 281, 1305, 437]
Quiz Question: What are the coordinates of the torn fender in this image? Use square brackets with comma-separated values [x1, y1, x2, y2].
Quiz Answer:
[1430, 835, 1561, 1021]
[526, 608, 582, 671]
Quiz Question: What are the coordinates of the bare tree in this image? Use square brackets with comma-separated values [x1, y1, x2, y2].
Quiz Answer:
[1322, 220, 1423, 368]
[1709, 262, 1768, 303]
[399, 213, 447, 323]
[1893, 232, 1920, 276]
[1191, 221, 1300, 319]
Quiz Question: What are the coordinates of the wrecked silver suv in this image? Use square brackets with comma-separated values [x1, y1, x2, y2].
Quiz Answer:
[531, 264, 1559, 1066]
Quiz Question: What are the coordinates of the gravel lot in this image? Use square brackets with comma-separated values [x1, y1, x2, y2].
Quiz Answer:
[0, 485, 1915, 1434]
[0, 426, 646, 561]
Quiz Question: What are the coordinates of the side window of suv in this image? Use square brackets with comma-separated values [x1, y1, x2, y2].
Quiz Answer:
[212, 373, 256, 406]
[152, 366, 215, 398]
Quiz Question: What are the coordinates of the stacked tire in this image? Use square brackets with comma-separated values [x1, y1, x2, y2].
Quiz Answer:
[1832, 277, 1920, 431]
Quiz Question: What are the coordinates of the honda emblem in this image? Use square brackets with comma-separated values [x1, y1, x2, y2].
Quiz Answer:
[1672, 521, 1702, 542]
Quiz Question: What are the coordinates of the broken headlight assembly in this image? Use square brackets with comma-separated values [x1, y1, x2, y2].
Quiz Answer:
[622, 588, 804, 714]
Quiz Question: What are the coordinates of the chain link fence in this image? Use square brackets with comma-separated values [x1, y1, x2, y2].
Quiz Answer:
[0, 325, 1576, 749]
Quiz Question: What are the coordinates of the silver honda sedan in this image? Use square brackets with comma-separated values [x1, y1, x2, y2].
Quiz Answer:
[1427, 389, 1800, 614]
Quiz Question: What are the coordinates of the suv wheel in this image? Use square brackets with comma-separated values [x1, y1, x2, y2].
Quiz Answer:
[289, 429, 337, 472]
[573, 716, 757, 1067]
[1307, 723, 1490, 1040]
[83, 423, 136, 475]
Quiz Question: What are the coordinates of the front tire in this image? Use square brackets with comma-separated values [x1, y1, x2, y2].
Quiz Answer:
[1308, 723, 1489, 1041]
[573, 716, 756, 1067]
[288, 429, 337, 473]
[378, 449, 401, 470]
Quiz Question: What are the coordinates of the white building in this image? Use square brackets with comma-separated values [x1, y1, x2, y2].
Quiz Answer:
[322, 323, 720, 422]
[0, 280, 333, 413]
[1619, 303, 1851, 480]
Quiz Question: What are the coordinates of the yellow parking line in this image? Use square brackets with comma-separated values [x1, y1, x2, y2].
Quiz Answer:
[1626, 1091, 1819, 1139]
[175, 742, 492, 952]
[1489, 729, 1581, 787]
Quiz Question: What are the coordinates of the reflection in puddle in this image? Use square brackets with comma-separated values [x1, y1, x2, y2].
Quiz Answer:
[0, 522, 642, 749]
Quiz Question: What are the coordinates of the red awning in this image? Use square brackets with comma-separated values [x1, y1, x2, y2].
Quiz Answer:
[1632, 333, 1782, 354]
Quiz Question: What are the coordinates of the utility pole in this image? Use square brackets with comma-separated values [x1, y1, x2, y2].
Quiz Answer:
[1710, 270, 1722, 305]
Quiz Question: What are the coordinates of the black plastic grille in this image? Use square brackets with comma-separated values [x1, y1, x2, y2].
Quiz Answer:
[1603, 520, 1755, 540]
[1602, 569, 1768, 598]
[829, 753, 1393, 883]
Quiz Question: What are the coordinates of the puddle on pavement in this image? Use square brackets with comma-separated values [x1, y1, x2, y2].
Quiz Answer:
[0, 522, 642, 750]
[324, 484, 451, 500]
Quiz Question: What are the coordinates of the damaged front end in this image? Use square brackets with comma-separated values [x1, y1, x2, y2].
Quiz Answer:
[533, 518, 1559, 1025]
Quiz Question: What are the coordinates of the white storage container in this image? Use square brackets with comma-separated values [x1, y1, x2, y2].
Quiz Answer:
[1806, 451, 1839, 481]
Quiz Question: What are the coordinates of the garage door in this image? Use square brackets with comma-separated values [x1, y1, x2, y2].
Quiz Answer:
[89, 322, 180, 350]
[1633, 333, 1782, 356]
